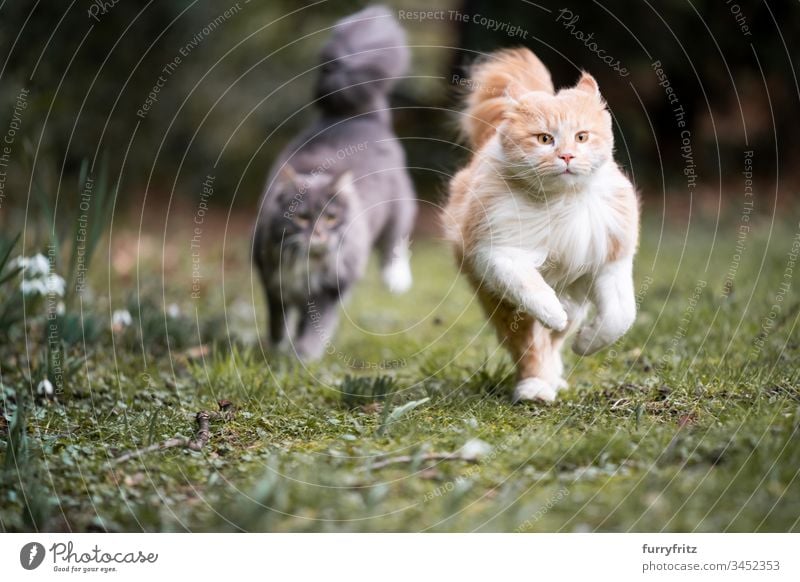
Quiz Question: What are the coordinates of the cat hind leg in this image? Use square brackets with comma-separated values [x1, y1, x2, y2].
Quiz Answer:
[478, 291, 562, 403]
[378, 198, 415, 294]
[382, 240, 412, 294]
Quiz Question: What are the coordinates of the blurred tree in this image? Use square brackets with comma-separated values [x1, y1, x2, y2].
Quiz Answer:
[448, 0, 798, 204]
[0, 0, 796, 224]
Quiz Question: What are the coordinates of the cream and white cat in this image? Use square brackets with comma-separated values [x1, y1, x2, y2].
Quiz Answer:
[444, 48, 640, 403]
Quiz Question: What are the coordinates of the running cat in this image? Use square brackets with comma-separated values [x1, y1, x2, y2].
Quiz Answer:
[253, 6, 416, 360]
[444, 48, 639, 402]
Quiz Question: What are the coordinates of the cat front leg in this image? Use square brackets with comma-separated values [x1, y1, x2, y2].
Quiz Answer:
[293, 293, 341, 361]
[267, 291, 291, 352]
[572, 255, 636, 356]
[472, 245, 568, 331]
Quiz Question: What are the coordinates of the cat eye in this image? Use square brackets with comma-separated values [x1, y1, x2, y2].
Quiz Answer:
[325, 214, 338, 225]
[575, 131, 589, 143]
[294, 214, 310, 227]
[535, 133, 554, 145]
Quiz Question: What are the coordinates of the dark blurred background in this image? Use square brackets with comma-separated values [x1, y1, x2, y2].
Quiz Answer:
[0, 0, 797, 229]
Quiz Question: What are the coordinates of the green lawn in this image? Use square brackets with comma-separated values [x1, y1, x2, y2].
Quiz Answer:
[2, 211, 799, 532]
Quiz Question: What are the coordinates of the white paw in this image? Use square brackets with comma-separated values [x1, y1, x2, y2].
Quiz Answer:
[382, 259, 412, 294]
[554, 377, 569, 391]
[513, 378, 557, 403]
[573, 310, 635, 356]
[572, 324, 606, 355]
[520, 290, 568, 331]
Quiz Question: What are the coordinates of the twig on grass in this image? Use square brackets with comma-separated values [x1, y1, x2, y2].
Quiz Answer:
[364, 452, 479, 471]
[187, 410, 212, 450]
[110, 401, 234, 466]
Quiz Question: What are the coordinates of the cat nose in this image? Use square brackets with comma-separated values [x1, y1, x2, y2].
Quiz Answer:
[559, 153, 574, 164]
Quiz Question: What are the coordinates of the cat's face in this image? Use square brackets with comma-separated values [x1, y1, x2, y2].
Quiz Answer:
[500, 74, 613, 190]
[276, 170, 354, 258]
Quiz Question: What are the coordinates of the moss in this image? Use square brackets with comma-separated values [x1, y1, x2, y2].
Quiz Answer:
[2, 216, 799, 532]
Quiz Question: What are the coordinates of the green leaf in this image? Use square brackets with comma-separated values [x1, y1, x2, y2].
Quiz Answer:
[378, 397, 430, 436]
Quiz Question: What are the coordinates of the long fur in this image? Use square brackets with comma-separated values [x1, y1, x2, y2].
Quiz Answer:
[444, 47, 640, 403]
[461, 48, 554, 149]
[315, 5, 410, 116]
[253, 6, 416, 361]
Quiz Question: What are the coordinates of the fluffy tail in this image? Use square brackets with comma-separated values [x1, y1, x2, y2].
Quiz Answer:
[461, 48, 554, 149]
[315, 6, 409, 116]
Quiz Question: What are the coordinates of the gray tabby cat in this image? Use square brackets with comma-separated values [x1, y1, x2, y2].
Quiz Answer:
[253, 6, 417, 360]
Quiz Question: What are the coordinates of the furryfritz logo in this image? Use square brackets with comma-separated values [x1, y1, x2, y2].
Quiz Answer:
[20, 542, 46, 570]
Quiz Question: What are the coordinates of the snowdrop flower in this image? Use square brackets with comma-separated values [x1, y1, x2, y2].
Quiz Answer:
[27, 254, 51, 277]
[20, 273, 65, 298]
[112, 309, 133, 329]
[12, 253, 50, 277]
[167, 303, 181, 318]
[13, 254, 64, 298]
[45, 273, 66, 297]
[36, 378, 54, 397]
[21, 278, 48, 297]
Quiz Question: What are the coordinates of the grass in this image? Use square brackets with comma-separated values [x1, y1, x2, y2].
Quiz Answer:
[1, 209, 799, 532]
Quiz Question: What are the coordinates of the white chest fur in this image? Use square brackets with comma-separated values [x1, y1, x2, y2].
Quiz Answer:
[483, 164, 628, 286]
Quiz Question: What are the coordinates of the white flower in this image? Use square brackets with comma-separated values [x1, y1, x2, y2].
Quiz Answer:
[45, 273, 66, 297]
[21, 278, 47, 296]
[27, 254, 51, 277]
[12, 254, 49, 276]
[13, 254, 63, 298]
[36, 378, 54, 397]
[12, 253, 51, 277]
[112, 309, 133, 328]
[459, 438, 493, 461]
[20, 273, 65, 297]
[167, 303, 181, 318]
[56, 301, 66, 315]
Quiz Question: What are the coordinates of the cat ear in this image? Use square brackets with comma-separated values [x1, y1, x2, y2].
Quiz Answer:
[277, 164, 300, 187]
[503, 93, 520, 116]
[574, 72, 601, 96]
[332, 171, 356, 200]
[503, 81, 525, 108]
